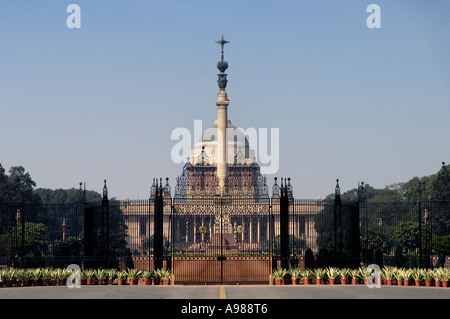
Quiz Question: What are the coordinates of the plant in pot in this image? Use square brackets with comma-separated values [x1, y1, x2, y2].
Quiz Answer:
[325, 267, 339, 285]
[83, 269, 96, 285]
[105, 269, 118, 285]
[411, 268, 423, 286]
[350, 269, 360, 285]
[141, 271, 153, 285]
[339, 268, 350, 285]
[440, 268, 449, 288]
[116, 270, 127, 285]
[3, 268, 16, 287]
[421, 268, 433, 287]
[40, 268, 51, 286]
[14, 269, 24, 287]
[431, 268, 442, 287]
[125, 268, 142, 285]
[272, 268, 288, 285]
[157, 268, 172, 285]
[301, 269, 314, 285]
[0, 269, 4, 288]
[358, 267, 371, 286]
[50, 269, 60, 286]
[402, 268, 412, 286]
[393, 268, 404, 286]
[96, 269, 106, 285]
[381, 267, 395, 286]
[79, 269, 87, 285]
[30, 268, 42, 286]
[314, 268, 326, 285]
[22, 269, 32, 287]
[54, 268, 69, 286]
[288, 267, 302, 285]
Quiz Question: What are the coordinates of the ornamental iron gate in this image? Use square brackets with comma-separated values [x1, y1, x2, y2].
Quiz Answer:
[171, 194, 272, 284]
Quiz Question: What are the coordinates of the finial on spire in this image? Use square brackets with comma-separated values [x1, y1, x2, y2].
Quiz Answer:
[216, 35, 230, 89]
[216, 35, 230, 61]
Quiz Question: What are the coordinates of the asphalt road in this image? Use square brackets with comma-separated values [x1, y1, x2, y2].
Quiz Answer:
[0, 284, 449, 299]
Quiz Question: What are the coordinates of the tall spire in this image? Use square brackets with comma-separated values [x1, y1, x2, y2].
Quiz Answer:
[215, 35, 230, 195]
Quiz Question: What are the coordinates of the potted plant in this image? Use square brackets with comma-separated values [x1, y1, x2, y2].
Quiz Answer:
[314, 268, 326, 285]
[326, 267, 339, 285]
[349, 269, 360, 285]
[403, 269, 412, 286]
[301, 269, 314, 285]
[422, 269, 433, 287]
[272, 268, 288, 285]
[339, 268, 350, 285]
[22, 269, 32, 287]
[106, 269, 118, 285]
[125, 268, 142, 285]
[83, 269, 96, 285]
[116, 270, 127, 285]
[3, 268, 16, 287]
[381, 267, 395, 286]
[80, 269, 87, 286]
[358, 267, 372, 286]
[50, 269, 60, 286]
[288, 266, 301, 285]
[54, 268, 69, 286]
[411, 268, 422, 286]
[394, 268, 404, 286]
[157, 268, 172, 285]
[15, 269, 24, 287]
[141, 271, 154, 285]
[289, 267, 302, 285]
[96, 269, 106, 285]
[29, 268, 40, 286]
[40, 268, 51, 286]
[440, 268, 449, 288]
[432, 268, 441, 287]
[0, 269, 4, 288]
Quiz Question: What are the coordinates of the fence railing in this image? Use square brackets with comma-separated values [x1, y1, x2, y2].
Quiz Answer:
[0, 198, 448, 270]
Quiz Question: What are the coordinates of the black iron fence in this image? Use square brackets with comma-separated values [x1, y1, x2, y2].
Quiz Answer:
[0, 201, 85, 268]
[360, 200, 450, 268]
[0, 187, 448, 280]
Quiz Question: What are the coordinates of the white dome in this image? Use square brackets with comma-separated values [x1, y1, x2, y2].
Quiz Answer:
[191, 120, 255, 164]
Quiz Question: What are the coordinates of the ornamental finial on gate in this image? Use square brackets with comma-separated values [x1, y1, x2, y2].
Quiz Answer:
[335, 179, 341, 200]
[102, 179, 108, 200]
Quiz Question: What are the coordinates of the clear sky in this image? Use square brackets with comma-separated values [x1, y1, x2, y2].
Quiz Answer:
[1, 0, 449, 200]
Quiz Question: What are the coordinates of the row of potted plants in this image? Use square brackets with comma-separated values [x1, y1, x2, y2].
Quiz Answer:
[0, 267, 173, 287]
[272, 266, 450, 287]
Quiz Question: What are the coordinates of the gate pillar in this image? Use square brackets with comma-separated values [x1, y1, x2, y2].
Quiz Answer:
[154, 179, 164, 270]
[280, 179, 290, 269]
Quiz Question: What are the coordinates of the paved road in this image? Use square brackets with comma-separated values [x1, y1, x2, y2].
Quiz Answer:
[0, 284, 449, 299]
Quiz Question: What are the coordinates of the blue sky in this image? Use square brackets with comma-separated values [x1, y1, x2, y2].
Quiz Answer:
[1, 0, 449, 200]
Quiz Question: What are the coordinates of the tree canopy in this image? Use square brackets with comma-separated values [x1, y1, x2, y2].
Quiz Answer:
[325, 163, 450, 203]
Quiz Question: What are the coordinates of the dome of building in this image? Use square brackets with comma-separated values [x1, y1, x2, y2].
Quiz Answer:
[190, 120, 255, 164]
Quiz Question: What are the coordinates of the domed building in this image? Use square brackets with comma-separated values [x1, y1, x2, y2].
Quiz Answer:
[120, 37, 323, 282]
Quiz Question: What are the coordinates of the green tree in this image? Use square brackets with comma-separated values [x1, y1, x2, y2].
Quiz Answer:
[0, 165, 40, 204]
[34, 187, 102, 204]
[10, 222, 49, 254]
[393, 221, 420, 252]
